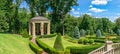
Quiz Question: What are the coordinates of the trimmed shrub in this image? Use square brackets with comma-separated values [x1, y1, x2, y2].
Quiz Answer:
[84, 38, 89, 44]
[20, 29, 30, 38]
[53, 35, 64, 51]
[29, 41, 43, 54]
[36, 37, 56, 53]
[64, 49, 70, 54]
[39, 33, 57, 38]
[78, 38, 85, 44]
[96, 29, 102, 37]
[117, 29, 120, 36]
[94, 39, 105, 43]
[66, 43, 103, 54]
[80, 29, 85, 37]
[89, 39, 94, 44]
[73, 26, 80, 39]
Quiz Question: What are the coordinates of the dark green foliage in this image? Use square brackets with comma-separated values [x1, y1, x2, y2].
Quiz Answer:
[80, 29, 85, 37]
[78, 38, 85, 44]
[89, 39, 94, 44]
[64, 49, 70, 54]
[73, 26, 80, 39]
[36, 37, 56, 53]
[96, 29, 102, 37]
[39, 33, 57, 38]
[78, 38, 94, 44]
[53, 35, 64, 51]
[20, 29, 30, 38]
[66, 44, 103, 54]
[64, 15, 78, 37]
[117, 29, 120, 36]
[94, 39, 105, 43]
[29, 41, 43, 54]
[84, 38, 89, 44]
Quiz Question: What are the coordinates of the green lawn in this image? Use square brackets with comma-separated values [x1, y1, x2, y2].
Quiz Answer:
[0, 33, 34, 54]
[40, 36, 88, 48]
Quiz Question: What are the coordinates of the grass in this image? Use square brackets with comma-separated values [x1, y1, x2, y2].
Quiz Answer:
[40, 36, 88, 48]
[0, 33, 34, 54]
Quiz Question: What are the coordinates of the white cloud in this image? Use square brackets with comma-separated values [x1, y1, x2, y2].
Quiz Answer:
[91, 0, 111, 5]
[89, 7, 107, 13]
[86, 13, 92, 15]
[71, 8, 80, 14]
[73, 11, 80, 14]
[89, 5, 93, 8]
[71, 8, 75, 11]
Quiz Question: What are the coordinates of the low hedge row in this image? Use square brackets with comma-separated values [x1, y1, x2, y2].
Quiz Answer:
[39, 33, 57, 38]
[94, 39, 105, 43]
[36, 37, 56, 54]
[66, 43, 103, 54]
[29, 41, 43, 54]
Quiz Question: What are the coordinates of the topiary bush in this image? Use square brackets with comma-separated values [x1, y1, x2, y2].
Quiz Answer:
[29, 41, 43, 54]
[73, 26, 80, 39]
[80, 29, 85, 37]
[53, 35, 64, 51]
[96, 29, 102, 38]
[84, 38, 89, 44]
[20, 29, 30, 38]
[78, 38, 85, 44]
[89, 39, 94, 44]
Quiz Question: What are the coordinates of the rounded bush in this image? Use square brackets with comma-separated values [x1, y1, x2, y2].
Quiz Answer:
[84, 38, 89, 44]
[89, 39, 94, 44]
[78, 38, 85, 44]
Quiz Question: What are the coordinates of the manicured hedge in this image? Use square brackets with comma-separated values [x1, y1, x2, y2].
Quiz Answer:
[94, 39, 105, 43]
[36, 37, 56, 54]
[39, 33, 57, 38]
[29, 41, 43, 54]
[66, 43, 103, 54]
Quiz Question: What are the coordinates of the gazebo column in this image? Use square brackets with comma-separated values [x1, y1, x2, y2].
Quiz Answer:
[29, 23, 31, 35]
[47, 22, 50, 34]
[32, 22, 36, 38]
[41, 22, 44, 35]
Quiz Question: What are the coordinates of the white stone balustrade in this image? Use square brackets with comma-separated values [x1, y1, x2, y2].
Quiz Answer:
[89, 41, 120, 54]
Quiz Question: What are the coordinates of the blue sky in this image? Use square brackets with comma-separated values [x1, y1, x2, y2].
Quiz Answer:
[20, 0, 120, 22]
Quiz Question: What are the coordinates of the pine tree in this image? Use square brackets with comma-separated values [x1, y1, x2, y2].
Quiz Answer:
[73, 26, 80, 39]
[96, 29, 102, 37]
[80, 29, 85, 37]
[53, 35, 64, 51]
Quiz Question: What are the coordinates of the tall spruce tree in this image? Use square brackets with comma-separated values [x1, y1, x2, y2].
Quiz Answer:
[73, 26, 80, 39]
[96, 29, 102, 37]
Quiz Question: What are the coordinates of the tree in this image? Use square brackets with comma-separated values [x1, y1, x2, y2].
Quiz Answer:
[80, 29, 85, 37]
[49, 0, 78, 36]
[0, 0, 9, 32]
[80, 14, 95, 35]
[53, 35, 64, 51]
[117, 29, 120, 36]
[96, 29, 102, 37]
[64, 14, 78, 37]
[73, 26, 80, 39]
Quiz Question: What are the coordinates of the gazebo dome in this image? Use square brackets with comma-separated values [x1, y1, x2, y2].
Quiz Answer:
[30, 16, 49, 22]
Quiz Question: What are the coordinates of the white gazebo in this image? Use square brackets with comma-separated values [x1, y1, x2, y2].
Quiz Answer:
[29, 16, 50, 38]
